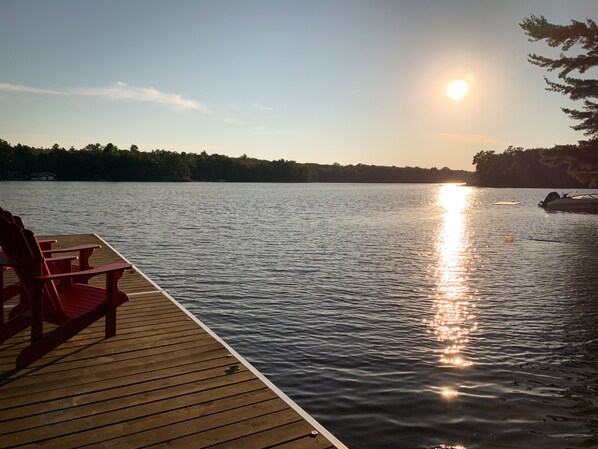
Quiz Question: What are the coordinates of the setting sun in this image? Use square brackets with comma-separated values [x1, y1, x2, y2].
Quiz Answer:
[447, 80, 469, 100]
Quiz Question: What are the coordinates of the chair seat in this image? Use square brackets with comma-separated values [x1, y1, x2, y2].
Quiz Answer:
[58, 284, 128, 322]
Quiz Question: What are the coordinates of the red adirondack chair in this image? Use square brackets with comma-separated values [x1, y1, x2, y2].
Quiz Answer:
[0, 209, 102, 341]
[0, 216, 131, 369]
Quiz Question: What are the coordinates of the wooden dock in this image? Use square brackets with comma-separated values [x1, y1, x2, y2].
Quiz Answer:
[0, 234, 347, 449]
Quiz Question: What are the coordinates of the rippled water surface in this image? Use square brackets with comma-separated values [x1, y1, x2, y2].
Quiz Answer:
[2, 182, 598, 449]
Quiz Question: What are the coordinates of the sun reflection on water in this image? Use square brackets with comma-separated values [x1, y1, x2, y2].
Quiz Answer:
[428, 184, 477, 371]
[441, 388, 459, 398]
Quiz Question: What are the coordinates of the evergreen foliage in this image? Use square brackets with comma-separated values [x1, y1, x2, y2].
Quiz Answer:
[0, 140, 473, 184]
[472, 146, 587, 187]
[521, 15, 598, 187]
[521, 15, 598, 138]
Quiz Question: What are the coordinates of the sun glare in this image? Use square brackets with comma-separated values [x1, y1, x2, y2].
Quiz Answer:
[441, 388, 459, 398]
[429, 184, 477, 369]
[447, 80, 469, 100]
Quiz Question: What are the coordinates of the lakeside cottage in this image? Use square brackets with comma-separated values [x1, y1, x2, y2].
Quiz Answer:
[29, 172, 56, 181]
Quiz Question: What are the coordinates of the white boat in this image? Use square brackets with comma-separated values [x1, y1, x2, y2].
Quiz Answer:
[539, 192, 598, 213]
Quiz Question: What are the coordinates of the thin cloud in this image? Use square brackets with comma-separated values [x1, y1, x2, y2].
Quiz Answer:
[223, 116, 244, 125]
[438, 133, 496, 144]
[0, 81, 202, 111]
[0, 82, 61, 95]
[252, 103, 275, 111]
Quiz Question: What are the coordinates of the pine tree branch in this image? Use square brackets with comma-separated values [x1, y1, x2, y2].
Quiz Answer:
[522, 14, 598, 139]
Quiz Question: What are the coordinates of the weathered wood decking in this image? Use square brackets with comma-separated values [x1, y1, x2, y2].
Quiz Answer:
[0, 235, 347, 449]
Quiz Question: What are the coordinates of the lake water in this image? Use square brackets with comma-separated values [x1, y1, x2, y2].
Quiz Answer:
[1, 182, 597, 449]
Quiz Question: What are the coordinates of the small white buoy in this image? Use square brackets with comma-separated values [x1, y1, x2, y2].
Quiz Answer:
[504, 236, 514, 243]
[494, 201, 520, 206]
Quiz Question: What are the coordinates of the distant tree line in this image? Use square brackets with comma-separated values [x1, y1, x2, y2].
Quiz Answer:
[472, 145, 589, 188]
[0, 140, 474, 184]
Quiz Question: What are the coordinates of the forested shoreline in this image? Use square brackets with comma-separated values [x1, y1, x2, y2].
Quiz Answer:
[472, 146, 591, 188]
[0, 140, 473, 184]
[1, 139, 593, 187]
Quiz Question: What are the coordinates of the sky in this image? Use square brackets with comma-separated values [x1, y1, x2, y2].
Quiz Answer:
[1, 0, 597, 170]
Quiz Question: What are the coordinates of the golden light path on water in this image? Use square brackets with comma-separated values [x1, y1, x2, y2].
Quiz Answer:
[428, 184, 477, 405]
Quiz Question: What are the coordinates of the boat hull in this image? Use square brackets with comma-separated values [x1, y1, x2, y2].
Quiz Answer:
[545, 199, 598, 213]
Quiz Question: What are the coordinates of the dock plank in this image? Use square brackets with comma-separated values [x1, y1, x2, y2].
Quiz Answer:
[0, 234, 346, 449]
[136, 407, 302, 449]
[2, 386, 277, 448]
[207, 420, 332, 449]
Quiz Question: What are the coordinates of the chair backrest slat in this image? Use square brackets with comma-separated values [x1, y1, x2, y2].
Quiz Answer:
[0, 215, 65, 318]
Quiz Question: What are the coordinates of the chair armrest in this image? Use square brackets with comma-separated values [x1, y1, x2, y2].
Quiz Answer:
[45, 255, 78, 263]
[37, 239, 57, 252]
[37, 262, 132, 282]
[43, 244, 100, 272]
[42, 244, 101, 255]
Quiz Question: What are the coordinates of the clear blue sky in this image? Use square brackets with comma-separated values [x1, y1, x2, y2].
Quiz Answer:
[1, 0, 596, 170]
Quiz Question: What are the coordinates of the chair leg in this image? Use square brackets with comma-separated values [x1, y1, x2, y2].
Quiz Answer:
[106, 302, 116, 338]
[105, 271, 118, 338]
